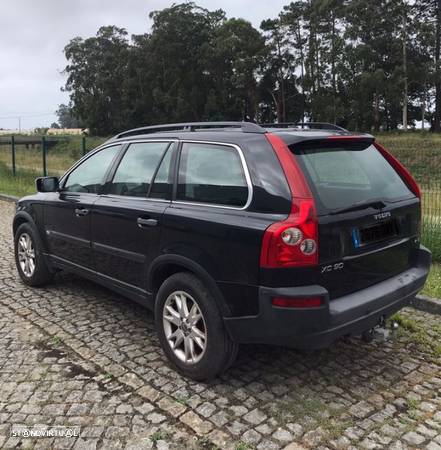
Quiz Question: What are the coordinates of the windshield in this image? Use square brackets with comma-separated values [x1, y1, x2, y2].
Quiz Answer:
[290, 141, 415, 214]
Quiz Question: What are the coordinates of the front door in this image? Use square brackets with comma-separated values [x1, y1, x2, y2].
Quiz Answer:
[44, 144, 122, 268]
[91, 140, 175, 288]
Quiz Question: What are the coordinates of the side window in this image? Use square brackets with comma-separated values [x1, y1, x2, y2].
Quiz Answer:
[64, 145, 121, 193]
[109, 142, 170, 197]
[177, 143, 248, 207]
[149, 145, 174, 199]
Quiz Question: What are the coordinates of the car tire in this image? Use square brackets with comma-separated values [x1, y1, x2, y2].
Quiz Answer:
[155, 272, 238, 381]
[14, 223, 53, 287]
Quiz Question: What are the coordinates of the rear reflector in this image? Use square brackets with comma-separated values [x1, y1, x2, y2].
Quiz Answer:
[272, 297, 323, 308]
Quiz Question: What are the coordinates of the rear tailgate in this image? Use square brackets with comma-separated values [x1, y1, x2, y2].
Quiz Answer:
[291, 139, 420, 299]
[318, 198, 420, 298]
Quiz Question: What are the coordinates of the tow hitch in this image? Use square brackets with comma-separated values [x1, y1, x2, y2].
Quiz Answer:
[361, 316, 399, 343]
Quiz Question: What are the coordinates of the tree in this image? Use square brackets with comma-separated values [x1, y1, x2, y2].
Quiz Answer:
[342, 0, 408, 130]
[411, 4, 434, 129]
[415, 0, 441, 130]
[60, 1, 440, 134]
[260, 17, 295, 122]
[143, 3, 225, 123]
[123, 4, 265, 124]
[208, 18, 266, 121]
[55, 104, 79, 128]
[281, 2, 308, 121]
[63, 26, 130, 135]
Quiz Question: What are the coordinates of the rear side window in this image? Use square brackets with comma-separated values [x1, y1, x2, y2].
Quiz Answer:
[177, 143, 248, 207]
[291, 142, 414, 212]
[109, 142, 170, 197]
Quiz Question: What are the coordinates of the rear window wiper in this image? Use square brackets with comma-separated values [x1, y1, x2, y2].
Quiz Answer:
[329, 199, 387, 215]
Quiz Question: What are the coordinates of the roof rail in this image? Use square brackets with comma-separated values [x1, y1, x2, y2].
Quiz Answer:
[115, 121, 265, 139]
[261, 122, 347, 132]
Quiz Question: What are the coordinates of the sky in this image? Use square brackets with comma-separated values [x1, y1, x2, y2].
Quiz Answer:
[0, 0, 287, 131]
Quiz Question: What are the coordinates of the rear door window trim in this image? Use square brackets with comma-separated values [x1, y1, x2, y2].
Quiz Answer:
[104, 141, 173, 199]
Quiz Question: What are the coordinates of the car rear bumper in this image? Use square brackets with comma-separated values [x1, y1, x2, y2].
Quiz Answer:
[223, 245, 432, 349]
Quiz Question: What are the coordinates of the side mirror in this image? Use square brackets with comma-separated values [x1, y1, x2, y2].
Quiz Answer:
[36, 177, 59, 193]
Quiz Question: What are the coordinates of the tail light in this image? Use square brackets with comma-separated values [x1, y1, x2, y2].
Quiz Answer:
[260, 134, 318, 268]
[374, 142, 421, 198]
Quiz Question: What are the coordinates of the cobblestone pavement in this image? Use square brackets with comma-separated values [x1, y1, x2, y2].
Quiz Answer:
[0, 200, 440, 450]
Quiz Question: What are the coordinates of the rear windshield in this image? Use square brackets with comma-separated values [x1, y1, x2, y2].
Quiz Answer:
[290, 141, 414, 214]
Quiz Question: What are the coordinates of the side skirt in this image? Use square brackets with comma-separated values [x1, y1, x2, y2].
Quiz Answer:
[45, 254, 155, 310]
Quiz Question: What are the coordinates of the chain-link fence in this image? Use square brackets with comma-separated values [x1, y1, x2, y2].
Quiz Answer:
[378, 135, 441, 262]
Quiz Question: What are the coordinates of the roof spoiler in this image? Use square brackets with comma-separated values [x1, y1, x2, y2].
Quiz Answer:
[261, 122, 348, 132]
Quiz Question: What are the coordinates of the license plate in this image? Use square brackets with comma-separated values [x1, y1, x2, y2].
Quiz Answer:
[352, 219, 398, 248]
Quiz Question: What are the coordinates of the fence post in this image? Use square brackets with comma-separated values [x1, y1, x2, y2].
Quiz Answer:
[11, 135, 16, 177]
[42, 136, 47, 177]
[82, 136, 86, 156]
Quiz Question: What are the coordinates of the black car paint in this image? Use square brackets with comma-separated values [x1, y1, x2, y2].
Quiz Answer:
[91, 195, 168, 288]
[13, 128, 431, 348]
[224, 244, 430, 348]
[44, 191, 96, 269]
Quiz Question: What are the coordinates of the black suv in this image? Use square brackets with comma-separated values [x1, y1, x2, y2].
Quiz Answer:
[13, 122, 431, 380]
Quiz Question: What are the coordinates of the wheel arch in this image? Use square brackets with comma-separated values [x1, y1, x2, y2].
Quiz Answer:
[13, 211, 36, 235]
[148, 255, 231, 317]
[13, 211, 49, 253]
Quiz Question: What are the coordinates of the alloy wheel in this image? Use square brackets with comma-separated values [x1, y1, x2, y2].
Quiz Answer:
[163, 290, 207, 364]
[17, 233, 36, 278]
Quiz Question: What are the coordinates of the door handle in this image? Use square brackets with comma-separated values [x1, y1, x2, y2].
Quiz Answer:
[137, 217, 158, 228]
[75, 208, 90, 217]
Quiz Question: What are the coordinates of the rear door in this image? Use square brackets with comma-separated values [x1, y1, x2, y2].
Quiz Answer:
[160, 140, 259, 315]
[291, 139, 420, 299]
[90, 140, 175, 288]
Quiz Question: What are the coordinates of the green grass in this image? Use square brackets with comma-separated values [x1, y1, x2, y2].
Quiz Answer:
[377, 131, 441, 186]
[422, 263, 441, 299]
[0, 162, 37, 197]
[422, 221, 441, 262]
[51, 335, 62, 346]
[391, 312, 441, 358]
[235, 442, 253, 450]
[150, 430, 170, 443]
[378, 132, 441, 261]
[0, 135, 107, 177]
[0, 135, 107, 197]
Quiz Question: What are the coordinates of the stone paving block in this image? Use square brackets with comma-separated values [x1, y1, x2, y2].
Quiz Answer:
[403, 431, 426, 446]
[195, 401, 216, 418]
[180, 411, 213, 435]
[157, 396, 187, 418]
[243, 408, 267, 425]
[242, 428, 262, 444]
[136, 386, 160, 403]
